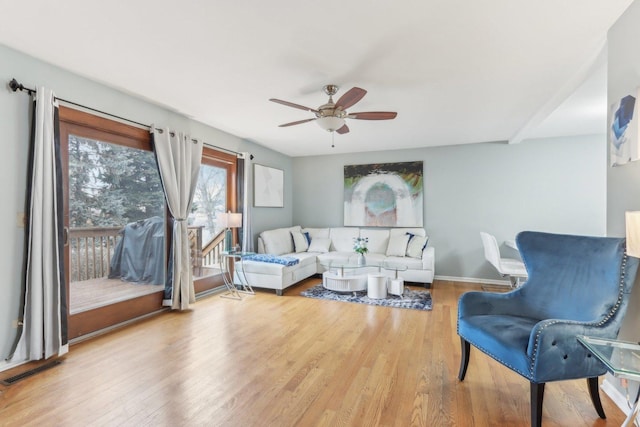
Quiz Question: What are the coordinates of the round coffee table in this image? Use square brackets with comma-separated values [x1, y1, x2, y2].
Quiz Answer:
[320, 260, 409, 295]
[321, 261, 369, 293]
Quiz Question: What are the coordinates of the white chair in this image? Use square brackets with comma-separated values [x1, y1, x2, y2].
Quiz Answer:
[480, 232, 528, 287]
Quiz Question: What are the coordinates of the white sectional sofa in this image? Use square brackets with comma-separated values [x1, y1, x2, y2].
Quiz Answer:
[234, 225, 434, 295]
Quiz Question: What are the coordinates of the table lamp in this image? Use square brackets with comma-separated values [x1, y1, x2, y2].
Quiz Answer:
[217, 211, 242, 252]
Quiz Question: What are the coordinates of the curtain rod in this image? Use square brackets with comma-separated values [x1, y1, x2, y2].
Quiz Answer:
[8, 78, 244, 157]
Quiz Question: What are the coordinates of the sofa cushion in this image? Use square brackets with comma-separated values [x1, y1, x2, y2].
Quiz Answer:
[261, 226, 301, 255]
[316, 251, 353, 266]
[360, 229, 389, 254]
[308, 237, 331, 253]
[240, 251, 316, 274]
[330, 227, 360, 252]
[406, 235, 429, 258]
[384, 255, 425, 269]
[364, 253, 386, 266]
[302, 227, 330, 239]
[386, 234, 411, 256]
[291, 230, 309, 253]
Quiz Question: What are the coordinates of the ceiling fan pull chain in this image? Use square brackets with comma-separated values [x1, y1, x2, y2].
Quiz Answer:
[331, 131, 335, 148]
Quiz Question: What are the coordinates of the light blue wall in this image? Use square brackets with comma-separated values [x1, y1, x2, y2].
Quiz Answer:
[0, 44, 292, 362]
[606, 0, 640, 402]
[293, 135, 606, 281]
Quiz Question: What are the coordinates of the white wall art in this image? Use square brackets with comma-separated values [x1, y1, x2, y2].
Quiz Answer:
[254, 164, 284, 207]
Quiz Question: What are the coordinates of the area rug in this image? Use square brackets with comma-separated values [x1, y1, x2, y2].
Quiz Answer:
[300, 284, 432, 311]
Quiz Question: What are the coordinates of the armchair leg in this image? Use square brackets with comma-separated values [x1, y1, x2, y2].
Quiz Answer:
[458, 337, 470, 381]
[587, 377, 606, 419]
[531, 382, 545, 427]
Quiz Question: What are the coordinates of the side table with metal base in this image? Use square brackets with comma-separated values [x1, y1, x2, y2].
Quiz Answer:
[578, 335, 640, 426]
[220, 251, 255, 299]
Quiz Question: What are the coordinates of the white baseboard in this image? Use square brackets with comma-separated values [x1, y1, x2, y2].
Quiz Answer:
[434, 275, 510, 286]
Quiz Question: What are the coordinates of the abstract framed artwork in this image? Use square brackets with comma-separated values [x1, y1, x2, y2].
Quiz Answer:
[344, 161, 423, 227]
[254, 164, 284, 207]
[610, 89, 640, 167]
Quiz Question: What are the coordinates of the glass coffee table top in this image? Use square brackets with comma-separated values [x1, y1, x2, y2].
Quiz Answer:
[577, 335, 640, 426]
[577, 335, 640, 381]
[320, 259, 408, 271]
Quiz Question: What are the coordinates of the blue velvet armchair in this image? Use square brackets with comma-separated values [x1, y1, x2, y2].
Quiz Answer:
[457, 231, 639, 427]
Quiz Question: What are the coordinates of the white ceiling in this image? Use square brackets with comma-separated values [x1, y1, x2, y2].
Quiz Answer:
[0, 1, 633, 157]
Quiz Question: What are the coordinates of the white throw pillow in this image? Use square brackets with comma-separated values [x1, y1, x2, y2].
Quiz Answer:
[406, 235, 429, 259]
[308, 237, 331, 253]
[291, 231, 309, 253]
[261, 226, 300, 255]
[386, 234, 410, 256]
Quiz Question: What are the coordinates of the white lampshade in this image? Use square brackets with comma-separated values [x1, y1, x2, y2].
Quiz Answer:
[316, 116, 345, 132]
[217, 211, 242, 229]
[625, 211, 640, 257]
[228, 213, 242, 228]
[216, 212, 229, 228]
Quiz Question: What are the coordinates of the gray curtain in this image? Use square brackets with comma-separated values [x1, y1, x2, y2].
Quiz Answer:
[151, 126, 202, 310]
[8, 87, 68, 363]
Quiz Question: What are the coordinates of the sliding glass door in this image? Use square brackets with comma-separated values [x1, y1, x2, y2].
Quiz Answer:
[60, 107, 166, 339]
[59, 108, 238, 339]
[190, 147, 237, 294]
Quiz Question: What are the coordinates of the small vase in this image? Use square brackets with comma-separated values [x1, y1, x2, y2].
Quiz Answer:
[357, 253, 366, 266]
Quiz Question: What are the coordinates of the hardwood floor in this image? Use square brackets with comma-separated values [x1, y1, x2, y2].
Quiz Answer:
[0, 278, 629, 426]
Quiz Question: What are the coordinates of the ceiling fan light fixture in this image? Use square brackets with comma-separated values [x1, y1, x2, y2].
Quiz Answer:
[316, 116, 345, 132]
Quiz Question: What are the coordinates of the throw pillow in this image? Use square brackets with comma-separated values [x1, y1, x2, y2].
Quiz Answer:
[406, 236, 429, 259]
[308, 237, 331, 253]
[291, 231, 309, 253]
[386, 234, 410, 257]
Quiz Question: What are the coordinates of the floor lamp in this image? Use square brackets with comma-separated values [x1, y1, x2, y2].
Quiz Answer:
[218, 211, 242, 252]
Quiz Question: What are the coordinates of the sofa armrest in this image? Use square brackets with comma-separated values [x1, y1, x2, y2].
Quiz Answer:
[527, 319, 618, 382]
[258, 236, 265, 254]
[421, 246, 434, 271]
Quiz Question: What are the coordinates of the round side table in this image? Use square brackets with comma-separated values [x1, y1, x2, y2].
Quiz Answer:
[367, 274, 387, 299]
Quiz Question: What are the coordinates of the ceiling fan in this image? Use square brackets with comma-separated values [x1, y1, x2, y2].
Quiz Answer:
[269, 84, 397, 135]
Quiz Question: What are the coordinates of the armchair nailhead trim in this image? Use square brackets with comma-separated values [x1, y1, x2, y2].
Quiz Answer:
[528, 252, 628, 375]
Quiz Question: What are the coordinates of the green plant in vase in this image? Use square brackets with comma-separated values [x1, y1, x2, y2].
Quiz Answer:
[353, 237, 369, 266]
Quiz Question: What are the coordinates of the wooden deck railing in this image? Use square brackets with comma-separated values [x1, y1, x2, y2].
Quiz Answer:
[68, 226, 122, 282]
[69, 225, 228, 282]
[202, 230, 227, 266]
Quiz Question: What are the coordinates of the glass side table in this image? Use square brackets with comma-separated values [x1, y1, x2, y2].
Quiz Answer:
[577, 335, 640, 426]
[219, 251, 256, 300]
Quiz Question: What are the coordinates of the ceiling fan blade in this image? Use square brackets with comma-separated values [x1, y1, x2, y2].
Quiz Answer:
[348, 111, 397, 120]
[335, 87, 367, 110]
[336, 124, 350, 134]
[278, 118, 317, 127]
[270, 98, 318, 113]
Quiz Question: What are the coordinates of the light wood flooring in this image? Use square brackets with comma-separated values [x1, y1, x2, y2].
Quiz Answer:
[0, 278, 630, 426]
